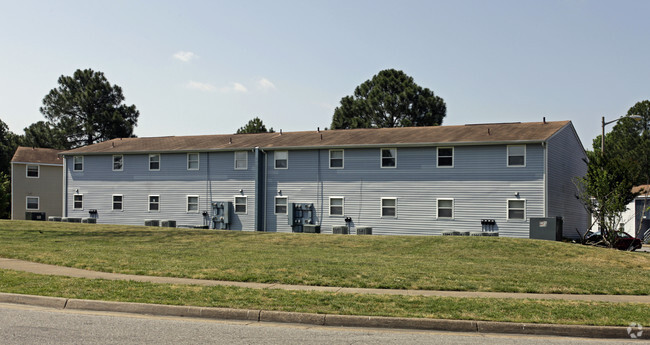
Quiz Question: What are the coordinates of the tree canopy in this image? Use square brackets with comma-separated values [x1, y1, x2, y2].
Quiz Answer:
[0, 118, 21, 176]
[40, 68, 139, 148]
[22, 121, 68, 150]
[236, 117, 274, 134]
[331, 69, 446, 129]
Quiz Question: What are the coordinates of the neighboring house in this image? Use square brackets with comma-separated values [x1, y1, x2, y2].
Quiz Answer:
[11, 147, 63, 220]
[60, 120, 589, 238]
[621, 185, 650, 239]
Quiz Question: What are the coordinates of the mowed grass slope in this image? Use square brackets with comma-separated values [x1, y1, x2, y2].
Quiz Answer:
[1, 220, 649, 295]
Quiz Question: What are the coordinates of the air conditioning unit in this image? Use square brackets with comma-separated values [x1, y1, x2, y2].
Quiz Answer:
[332, 226, 348, 234]
[161, 220, 176, 228]
[25, 212, 46, 221]
[82, 218, 97, 224]
[356, 227, 372, 235]
[48, 216, 62, 222]
[303, 224, 320, 233]
[144, 219, 160, 227]
[66, 217, 82, 223]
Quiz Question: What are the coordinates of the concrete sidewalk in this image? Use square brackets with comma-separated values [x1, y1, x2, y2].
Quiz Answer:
[1, 257, 649, 304]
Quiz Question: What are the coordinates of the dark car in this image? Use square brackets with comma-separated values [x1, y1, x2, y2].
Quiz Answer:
[584, 230, 643, 251]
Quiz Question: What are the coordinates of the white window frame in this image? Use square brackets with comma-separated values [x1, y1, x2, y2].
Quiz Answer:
[380, 197, 397, 218]
[380, 148, 397, 168]
[26, 165, 39, 178]
[234, 196, 247, 214]
[274, 151, 288, 169]
[187, 153, 200, 171]
[148, 195, 160, 212]
[112, 194, 123, 211]
[436, 198, 454, 219]
[507, 145, 526, 167]
[507, 199, 526, 220]
[149, 154, 160, 171]
[329, 149, 344, 169]
[234, 151, 248, 170]
[187, 195, 199, 213]
[274, 196, 288, 215]
[113, 155, 123, 171]
[73, 194, 83, 210]
[26, 196, 39, 210]
[329, 197, 345, 217]
[437, 147, 454, 168]
[73, 156, 84, 172]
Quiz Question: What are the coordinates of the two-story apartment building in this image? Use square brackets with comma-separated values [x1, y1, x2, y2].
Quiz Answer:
[61, 120, 589, 238]
[11, 147, 63, 220]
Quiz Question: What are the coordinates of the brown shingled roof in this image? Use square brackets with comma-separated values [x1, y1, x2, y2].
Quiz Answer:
[62, 121, 573, 155]
[11, 147, 63, 165]
[632, 185, 650, 195]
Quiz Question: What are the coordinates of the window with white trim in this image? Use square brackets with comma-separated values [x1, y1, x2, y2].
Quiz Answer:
[187, 153, 199, 170]
[112, 195, 123, 211]
[274, 151, 288, 169]
[507, 145, 526, 167]
[437, 199, 454, 219]
[275, 196, 288, 214]
[73, 194, 83, 210]
[26, 196, 39, 210]
[113, 155, 123, 171]
[329, 197, 344, 216]
[507, 199, 526, 220]
[187, 195, 199, 213]
[381, 148, 396, 168]
[148, 195, 160, 211]
[149, 154, 160, 171]
[26, 165, 39, 178]
[437, 147, 453, 167]
[234, 151, 248, 170]
[73, 156, 83, 171]
[381, 198, 397, 218]
[329, 150, 344, 169]
[234, 196, 247, 214]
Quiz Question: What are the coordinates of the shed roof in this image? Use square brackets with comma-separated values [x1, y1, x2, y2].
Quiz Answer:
[11, 147, 63, 165]
[62, 120, 572, 155]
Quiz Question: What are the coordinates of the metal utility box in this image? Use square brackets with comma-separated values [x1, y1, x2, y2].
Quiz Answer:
[211, 201, 232, 229]
[161, 220, 177, 228]
[288, 203, 314, 233]
[25, 212, 46, 221]
[529, 217, 563, 241]
[303, 224, 321, 233]
[144, 219, 160, 227]
[356, 227, 372, 235]
[332, 226, 349, 234]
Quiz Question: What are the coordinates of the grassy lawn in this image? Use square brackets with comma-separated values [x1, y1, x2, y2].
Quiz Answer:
[1, 220, 649, 295]
[1, 269, 648, 327]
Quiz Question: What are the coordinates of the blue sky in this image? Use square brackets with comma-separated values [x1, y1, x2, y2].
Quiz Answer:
[1, 0, 649, 149]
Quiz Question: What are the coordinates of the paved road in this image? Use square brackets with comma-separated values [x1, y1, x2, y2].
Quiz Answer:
[0, 303, 640, 345]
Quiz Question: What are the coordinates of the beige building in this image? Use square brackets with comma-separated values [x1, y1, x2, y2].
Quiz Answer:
[11, 147, 63, 220]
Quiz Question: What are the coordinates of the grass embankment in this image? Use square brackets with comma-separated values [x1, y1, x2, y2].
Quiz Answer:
[1, 220, 648, 295]
[1, 269, 648, 326]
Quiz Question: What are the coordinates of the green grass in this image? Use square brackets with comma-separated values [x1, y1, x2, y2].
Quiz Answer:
[1, 269, 648, 326]
[1, 220, 649, 295]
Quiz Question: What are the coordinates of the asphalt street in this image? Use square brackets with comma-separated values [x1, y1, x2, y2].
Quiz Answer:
[0, 303, 642, 345]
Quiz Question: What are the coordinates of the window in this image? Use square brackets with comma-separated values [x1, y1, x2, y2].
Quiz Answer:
[234, 196, 247, 214]
[26, 196, 39, 210]
[73, 194, 83, 210]
[437, 147, 453, 167]
[149, 195, 160, 211]
[113, 155, 123, 171]
[149, 154, 160, 171]
[234, 151, 247, 170]
[274, 151, 288, 169]
[187, 153, 199, 170]
[329, 150, 344, 169]
[26, 165, 39, 178]
[187, 195, 199, 213]
[507, 145, 526, 167]
[437, 199, 454, 219]
[507, 199, 526, 220]
[381, 148, 396, 168]
[275, 196, 288, 214]
[112, 195, 123, 211]
[381, 198, 397, 218]
[329, 197, 344, 216]
[73, 156, 83, 171]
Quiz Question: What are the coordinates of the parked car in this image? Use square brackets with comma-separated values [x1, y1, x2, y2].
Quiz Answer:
[584, 230, 643, 251]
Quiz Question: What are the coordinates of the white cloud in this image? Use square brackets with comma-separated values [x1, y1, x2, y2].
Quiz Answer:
[257, 78, 276, 90]
[185, 81, 216, 92]
[220, 82, 248, 93]
[173, 51, 198, 62]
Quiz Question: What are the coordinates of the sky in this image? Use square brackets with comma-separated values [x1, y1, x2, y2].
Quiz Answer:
[1, 0, 649, 149]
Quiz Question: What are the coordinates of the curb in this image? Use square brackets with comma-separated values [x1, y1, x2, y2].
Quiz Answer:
[0, 292, 645, 340]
